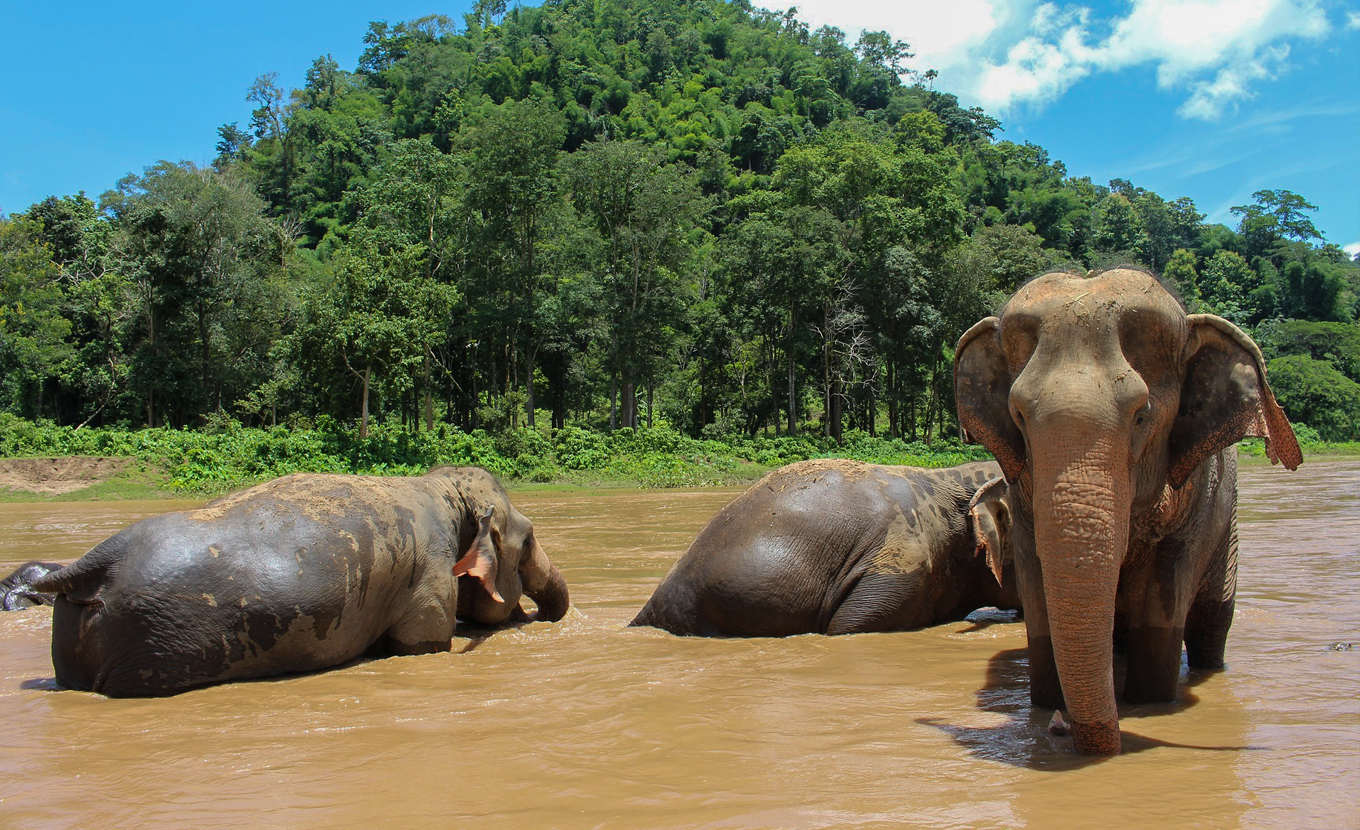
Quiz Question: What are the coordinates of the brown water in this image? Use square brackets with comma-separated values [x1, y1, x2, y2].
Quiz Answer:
[0, 462, 1356, 829]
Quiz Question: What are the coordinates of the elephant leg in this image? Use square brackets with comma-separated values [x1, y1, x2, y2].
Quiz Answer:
[1184, 597, 1233, 669]
[383, 601, 456, 655]
[1016, 551, 1063, 709]
[1184, 516, 1237, 670]
[1122, 624, 1185, 703]
[1121, 550, 1200, 703]
[1027, 632, 1065, 709]
[825, 571, 924, 635]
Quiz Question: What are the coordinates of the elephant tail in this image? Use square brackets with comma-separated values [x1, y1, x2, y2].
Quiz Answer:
[29, 543, 122, 603]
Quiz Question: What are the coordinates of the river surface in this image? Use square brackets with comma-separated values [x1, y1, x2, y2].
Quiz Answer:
[0, 460, 1356, 829]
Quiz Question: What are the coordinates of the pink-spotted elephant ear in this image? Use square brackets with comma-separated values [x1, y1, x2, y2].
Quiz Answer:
[453, 505, 505, 603]
[955, 317, 1027, 482]
[968, 476, 1011, 587]
[1167, 314, 1303, 488]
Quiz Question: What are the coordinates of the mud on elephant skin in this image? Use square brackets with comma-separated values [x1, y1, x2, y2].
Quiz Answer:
[1, 561, 62, 611]
[31, 466, 569, 697]
[630, 459, 1020, 637]
[954, 267, 1301, 755]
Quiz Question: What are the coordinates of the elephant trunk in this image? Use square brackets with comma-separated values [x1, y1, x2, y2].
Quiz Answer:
[526, 564, 570, 622]
[1031, 435, 1130, 755]
[521, 537, 570, 622]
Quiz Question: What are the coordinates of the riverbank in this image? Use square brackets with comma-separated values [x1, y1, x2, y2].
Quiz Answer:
[2, 416, 1352, 502]
[0, 416, 991, 501]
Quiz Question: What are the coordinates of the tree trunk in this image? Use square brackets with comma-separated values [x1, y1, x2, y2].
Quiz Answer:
[786, 346, 797, 436]
[525, 347, 536, 428]
[360, 366, 371, 440]
[622, 380, 637, 430]
[887, 363, 899, 439]
[829, 379, 842, 443]
[424, 354, 434, 432]
[868, 387, 876, 437]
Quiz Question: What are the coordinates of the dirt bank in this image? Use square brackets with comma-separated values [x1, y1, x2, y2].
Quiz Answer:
[0, 457, 131, 494]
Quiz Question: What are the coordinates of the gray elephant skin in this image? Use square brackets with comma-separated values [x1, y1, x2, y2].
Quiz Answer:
[631, 459, 1019, 636]
[1, 561, 62, 610]
[31, 466, 569, 697]
[954, 267, 1301, 754]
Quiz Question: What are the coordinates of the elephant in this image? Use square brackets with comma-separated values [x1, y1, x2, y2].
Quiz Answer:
[30, 466, 569, 697]
[630, 459, 1019, 636]
[953, 267, 1301, 755]
[1, 561, 62, 610]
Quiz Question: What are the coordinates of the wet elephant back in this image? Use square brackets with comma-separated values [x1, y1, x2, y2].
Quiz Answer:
[832, 462, 1002, 631]
[57, 475, 457, 695]
[637, 461, 930, 636]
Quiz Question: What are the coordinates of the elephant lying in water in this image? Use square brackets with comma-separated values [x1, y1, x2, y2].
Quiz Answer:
[1, 561, 61, 610]
[31, 467, 569, 697]
[954, 267, 1301, 754]
[631, 460, 1019, 636]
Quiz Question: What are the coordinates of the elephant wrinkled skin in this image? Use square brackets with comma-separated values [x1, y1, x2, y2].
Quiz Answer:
[31, 466, 569, 697]
[954, 267, 1301, 754]
[631, 459, 1019, 637]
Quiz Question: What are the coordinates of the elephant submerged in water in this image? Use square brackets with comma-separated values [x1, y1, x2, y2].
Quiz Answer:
[31, 467, 570, 697]
[1, 561, 62, 610]
[631, 460, 1019, 637]
[953, 267, 1301, 754]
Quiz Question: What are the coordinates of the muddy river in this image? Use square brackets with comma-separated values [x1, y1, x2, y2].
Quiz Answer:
[0, 460, 1356, 829]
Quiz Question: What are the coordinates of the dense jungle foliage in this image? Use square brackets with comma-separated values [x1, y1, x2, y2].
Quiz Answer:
[3, 0, 1359, 466]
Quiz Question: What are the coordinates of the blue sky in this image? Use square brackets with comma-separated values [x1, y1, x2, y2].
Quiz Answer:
[2, 0, 1357, 252]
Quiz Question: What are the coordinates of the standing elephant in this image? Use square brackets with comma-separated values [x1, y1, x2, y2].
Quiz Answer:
[630, 460, 1019, 636]
[31, 466, 569, 697]
[1, 561, 62, 610]
[953, 267, 1301, 754]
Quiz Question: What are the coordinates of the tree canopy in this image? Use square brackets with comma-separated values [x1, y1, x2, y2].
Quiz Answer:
[4, 0, 1357, 442]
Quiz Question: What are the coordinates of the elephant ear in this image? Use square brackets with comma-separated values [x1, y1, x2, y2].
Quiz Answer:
[453, 506, 505, 603]
[1167, 314, 1303, 488]
[968, 477, 1011, 588]
[955, 317, 1026, 482]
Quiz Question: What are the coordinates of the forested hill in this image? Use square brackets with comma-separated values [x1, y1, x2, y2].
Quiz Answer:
[4, 0, 1359, 447]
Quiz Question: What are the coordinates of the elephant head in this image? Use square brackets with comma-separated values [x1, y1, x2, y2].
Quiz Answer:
[453, 500, 570, 626]
[953, 268, 1300, 754]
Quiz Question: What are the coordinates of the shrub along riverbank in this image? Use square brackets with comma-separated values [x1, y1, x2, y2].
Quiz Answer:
[2, 415, 1353, 501]
[0, 414, 993, 499]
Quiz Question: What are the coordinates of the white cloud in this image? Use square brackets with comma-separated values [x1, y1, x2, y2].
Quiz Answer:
[784, 0, 1333, 118]
[783, 0, 1003, 75]
[1345, 241, 1360, 259]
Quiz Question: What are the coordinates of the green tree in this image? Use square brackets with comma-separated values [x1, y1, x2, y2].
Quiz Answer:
[0, 216, 73, 418]
[563, 139, 706, 430]
[1231, 189, 1321, 262]
[1266, 354, 1360, 441]
[293, 228, 458, 437]
[460, 99, 567, 427]
[100, 161, 275, 426]
[1162, 248, 1201, 306]
[1198, 250, 1253, 323]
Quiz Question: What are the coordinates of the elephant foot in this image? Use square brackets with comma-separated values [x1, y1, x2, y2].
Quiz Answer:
[1071, 719, 1121, 755]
